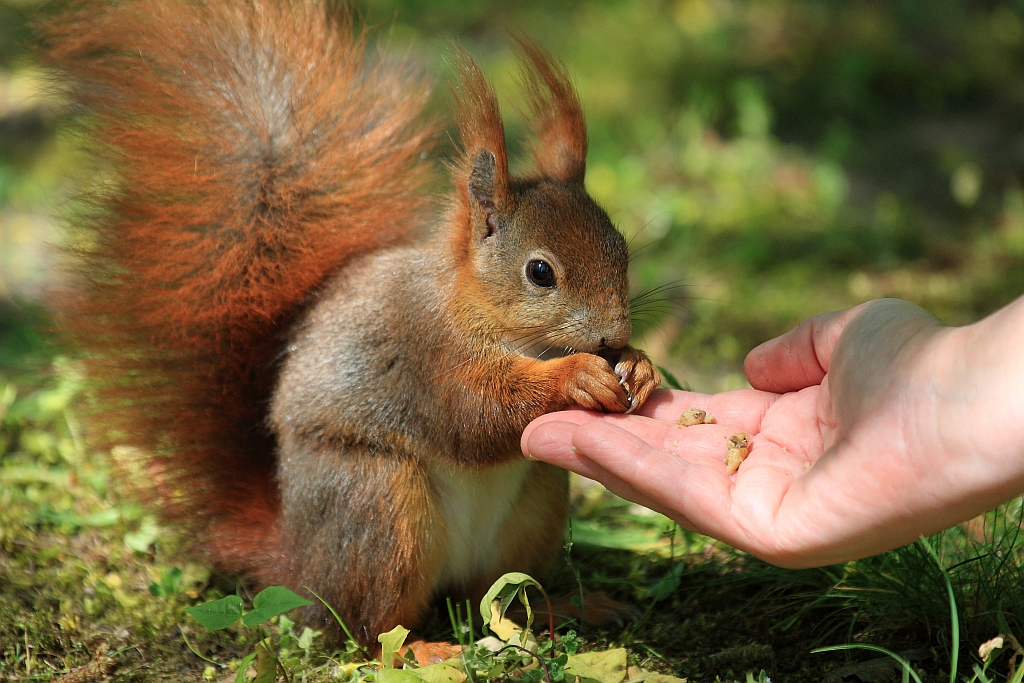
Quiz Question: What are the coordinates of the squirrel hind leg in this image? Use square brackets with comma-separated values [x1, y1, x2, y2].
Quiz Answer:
[277, 438, 446, 645]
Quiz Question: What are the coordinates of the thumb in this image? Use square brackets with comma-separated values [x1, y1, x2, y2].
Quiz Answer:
[744, 302, 873, 393]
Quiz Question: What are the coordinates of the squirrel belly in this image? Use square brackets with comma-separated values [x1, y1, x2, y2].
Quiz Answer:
[270, 245, 570, 641]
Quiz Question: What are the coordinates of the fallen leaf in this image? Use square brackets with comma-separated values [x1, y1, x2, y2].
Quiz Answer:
[378, 669, 422, 683]
[979, 635, 1005, 661]
[565, 648, 628, 683]
[489, 602, 523, 641]
[253, 639, 276, 683]
[414, 661, 467, 683]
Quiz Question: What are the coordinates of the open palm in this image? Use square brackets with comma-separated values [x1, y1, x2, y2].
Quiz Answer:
[523, 299, 1024, 567]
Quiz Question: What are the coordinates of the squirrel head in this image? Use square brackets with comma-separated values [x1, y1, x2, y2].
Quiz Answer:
[449, 40, 631, 357]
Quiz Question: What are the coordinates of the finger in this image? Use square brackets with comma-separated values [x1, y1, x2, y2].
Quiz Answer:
[744, 302, 873, 393]
[522, 388, 781, 459]
[524, 420, 680, 515]
[624, 388, 780, 436]
[528, 418, 738, 541]
[522, 410, 602, 455]
[565, 420, 746, 543]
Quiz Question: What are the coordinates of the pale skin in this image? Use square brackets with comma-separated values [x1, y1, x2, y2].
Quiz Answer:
[521, 296, 1024, 568]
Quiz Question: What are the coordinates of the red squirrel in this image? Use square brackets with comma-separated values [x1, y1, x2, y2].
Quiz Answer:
[43, 0, 660, 645]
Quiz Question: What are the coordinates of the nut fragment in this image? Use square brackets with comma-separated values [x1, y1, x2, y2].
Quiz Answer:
[725, 432, 752, 474]
[677, 408, 706, 426]
[725, 447, 749, 475]
[677, 408, 715, 426]
[726, 432, 750, 449]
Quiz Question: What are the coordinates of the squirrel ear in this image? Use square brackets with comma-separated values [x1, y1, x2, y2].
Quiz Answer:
[468, 149, 498, 209]
[450, 45, 509, 214]
[514, 37, 587, 185]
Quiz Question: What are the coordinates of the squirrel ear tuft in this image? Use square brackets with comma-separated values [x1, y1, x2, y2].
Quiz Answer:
[514, 37, 587, 185]
[450, 45, 509, 211]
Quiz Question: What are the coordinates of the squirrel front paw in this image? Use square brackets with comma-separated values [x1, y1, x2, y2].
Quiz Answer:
[613, 346, 660, 414]
[558, 353, 631, 413]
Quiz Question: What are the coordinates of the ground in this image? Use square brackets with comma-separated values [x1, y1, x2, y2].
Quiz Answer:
[2, 346, 1024, 682]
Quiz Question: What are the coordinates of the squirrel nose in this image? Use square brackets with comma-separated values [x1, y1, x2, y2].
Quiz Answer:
[601, 316, 631, 350]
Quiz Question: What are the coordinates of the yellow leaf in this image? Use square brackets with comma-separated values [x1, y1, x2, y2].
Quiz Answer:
[489, 601, 523, 641]
[378, 669, 422, 683]
[414, 660, 467, 683]
[565, 648, 628, 683]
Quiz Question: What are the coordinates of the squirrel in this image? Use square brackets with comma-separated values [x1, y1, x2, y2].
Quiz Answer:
[42, 0, 661, 645]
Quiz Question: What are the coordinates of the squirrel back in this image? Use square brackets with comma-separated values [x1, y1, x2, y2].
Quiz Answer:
[43, 0, 435, 578]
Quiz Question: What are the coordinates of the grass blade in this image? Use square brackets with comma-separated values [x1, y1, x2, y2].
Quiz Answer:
[303, 586, 359, 648]
[812, 644, 923, 683]
[919, 536, 959, 683]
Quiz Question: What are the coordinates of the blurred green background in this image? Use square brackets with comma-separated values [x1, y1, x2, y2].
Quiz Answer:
[3, 0, 1024, 389]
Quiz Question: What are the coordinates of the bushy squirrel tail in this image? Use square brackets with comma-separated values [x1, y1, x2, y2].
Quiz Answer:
[42, 0, 435, 579]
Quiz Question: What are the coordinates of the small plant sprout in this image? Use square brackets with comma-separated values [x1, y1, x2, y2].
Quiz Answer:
[366, 573, 687, 683]
[183, 585, 312, 682]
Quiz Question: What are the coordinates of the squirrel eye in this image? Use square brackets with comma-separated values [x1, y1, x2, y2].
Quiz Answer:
[526, 259, 556, 288]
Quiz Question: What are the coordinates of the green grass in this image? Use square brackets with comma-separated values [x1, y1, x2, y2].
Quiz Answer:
[4, 357, 1024, 682]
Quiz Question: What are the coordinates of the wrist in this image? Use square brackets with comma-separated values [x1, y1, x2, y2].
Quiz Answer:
[947, 295, 1024, 465]
[785, 298, 1024, 565]
[896, 294, 1024, 532]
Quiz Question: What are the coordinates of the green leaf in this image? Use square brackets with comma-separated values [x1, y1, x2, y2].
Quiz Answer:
[478, 572, 541, 629]
[0, 383, 16, 424]
[918, 537, 958, 683]
[185, 595, 243, 630]
[124, 515, 160, 552]
[78, 508, 121, 527]
[565, 649, 628, 683]
[378, 625, 411, 669]
[648, 562, 684, 602]
[149, 566, 183, 597]
[234, 653, 257, 683]
[241, 586, 312, 626]
[378, 669, 422, 683]
[656, 365, 686, 390]
[414, 661, 467, 683]
[297, 626, 318, 651]
[561, 630, 581, 655]
[498, 585, 520, 621]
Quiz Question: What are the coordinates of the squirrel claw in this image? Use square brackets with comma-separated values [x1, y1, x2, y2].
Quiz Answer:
[613, 347, 660, 413]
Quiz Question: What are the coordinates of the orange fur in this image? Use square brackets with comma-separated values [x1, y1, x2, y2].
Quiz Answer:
[42, 0, 435, 578]
[514, 38, 588, 184]
[450, 46, 510, 202]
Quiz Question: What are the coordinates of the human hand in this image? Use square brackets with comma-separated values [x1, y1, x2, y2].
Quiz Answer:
[522, 297, 1024, 567]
